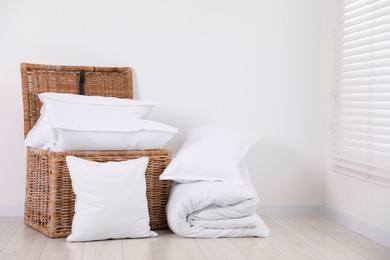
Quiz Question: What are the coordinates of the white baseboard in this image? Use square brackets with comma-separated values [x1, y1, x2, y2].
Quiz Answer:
[322, 207, 390, 248]
[257, 205, 322, 215]
[0, 205, 24, 216]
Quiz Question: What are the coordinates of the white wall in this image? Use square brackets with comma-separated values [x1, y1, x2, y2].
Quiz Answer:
[324, 174, 390, 232]
[0, 0, 326, 213]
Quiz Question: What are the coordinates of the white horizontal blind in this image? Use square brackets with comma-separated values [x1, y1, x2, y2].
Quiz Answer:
[332, 0, 390, 185]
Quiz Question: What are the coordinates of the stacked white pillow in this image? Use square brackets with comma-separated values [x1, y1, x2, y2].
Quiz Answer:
[25, 93, 177, 151]
[160, 127, 259, 186]
[51, 118, 177, 151]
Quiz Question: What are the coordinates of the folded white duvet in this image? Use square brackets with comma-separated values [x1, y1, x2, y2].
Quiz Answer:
[166, 168, 270, 238]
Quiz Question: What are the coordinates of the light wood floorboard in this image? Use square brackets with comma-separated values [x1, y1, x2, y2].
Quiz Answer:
[195, 238, 246, 260]
[0, 217, 22, 252]
[269, 216, 369, 259]
[38, 238, 83, 260]
[302, 215, 390, 260]
[231, 237, 286, 259]
[82, 240, 122, 260]
[0, 216, 389, 260]
[0, 223, 47, 260]
[157, 230, 205, 260]
[262, 216, 327, 259]
[122, 237, 164, 260]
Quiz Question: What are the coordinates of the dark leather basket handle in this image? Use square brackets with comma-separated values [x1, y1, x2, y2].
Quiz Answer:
[78, 71, 85, 95]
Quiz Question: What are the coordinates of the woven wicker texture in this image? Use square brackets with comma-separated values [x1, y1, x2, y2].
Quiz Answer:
[21, 63, 171, 238]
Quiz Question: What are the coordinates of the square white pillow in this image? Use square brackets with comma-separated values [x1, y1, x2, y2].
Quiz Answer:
[66, 156, 156, 242]
[25, 92, 156, 149]
[50, 118, 177, 151]
[159, 127, 258, 186]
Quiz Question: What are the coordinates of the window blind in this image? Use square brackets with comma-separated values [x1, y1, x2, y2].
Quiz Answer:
[332, 0, 390, 185]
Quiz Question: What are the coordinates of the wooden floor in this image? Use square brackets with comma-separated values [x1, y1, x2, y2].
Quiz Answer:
[0, 216, 389, 260]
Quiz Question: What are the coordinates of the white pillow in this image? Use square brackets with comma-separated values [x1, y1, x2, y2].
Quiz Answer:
[159, 127, 258, 186]
[25, 92, 156, 149]
[66, 156, 157, 242]
[40, 92, 156, 120]
[51, 118, 177, 151]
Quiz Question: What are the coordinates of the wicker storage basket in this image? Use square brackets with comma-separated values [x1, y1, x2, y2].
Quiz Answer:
[21, 63, 172, 238]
